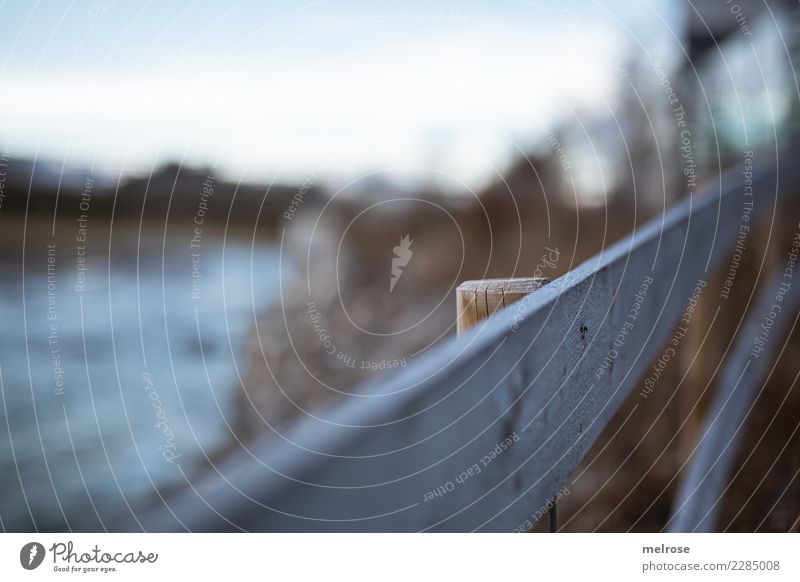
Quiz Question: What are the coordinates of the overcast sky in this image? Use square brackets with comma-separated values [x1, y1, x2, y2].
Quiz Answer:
[0, 0, 682, 189]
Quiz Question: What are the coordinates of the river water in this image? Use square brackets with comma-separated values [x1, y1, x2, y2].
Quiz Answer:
[0, 221, 281, 531]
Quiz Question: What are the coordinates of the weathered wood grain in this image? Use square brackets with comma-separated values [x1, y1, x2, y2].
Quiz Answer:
[456, 278, 549, 335]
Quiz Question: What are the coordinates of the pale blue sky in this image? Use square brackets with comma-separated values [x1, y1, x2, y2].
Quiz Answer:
[0, 0, 683, 187]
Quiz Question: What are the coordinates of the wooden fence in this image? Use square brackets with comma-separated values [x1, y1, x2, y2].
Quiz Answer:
[127, 145, 800, 532]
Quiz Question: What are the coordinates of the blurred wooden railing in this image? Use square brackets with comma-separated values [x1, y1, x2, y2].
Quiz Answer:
[124, 145, 800, 532]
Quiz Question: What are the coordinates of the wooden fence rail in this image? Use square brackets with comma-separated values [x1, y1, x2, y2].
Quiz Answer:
[669, 253, 800, 531]
[126, 146, 800, 532]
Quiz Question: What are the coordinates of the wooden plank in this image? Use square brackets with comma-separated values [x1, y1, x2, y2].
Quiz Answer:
[668, 262, 800, 532]
[124, 147, 800, 532]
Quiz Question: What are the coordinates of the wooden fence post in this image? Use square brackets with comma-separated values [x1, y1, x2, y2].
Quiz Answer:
[456, 276, 553, 531]
[456, 277, 549, 335]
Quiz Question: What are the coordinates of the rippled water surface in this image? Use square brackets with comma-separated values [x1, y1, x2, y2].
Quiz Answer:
[0, 223, 281, 531]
